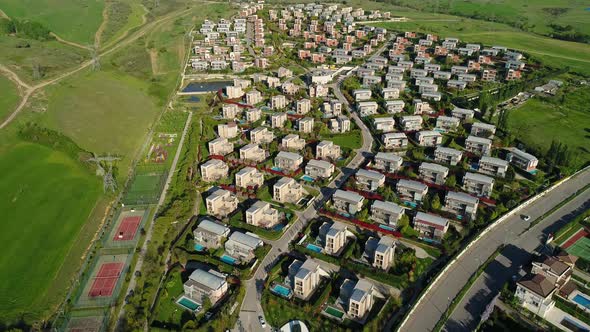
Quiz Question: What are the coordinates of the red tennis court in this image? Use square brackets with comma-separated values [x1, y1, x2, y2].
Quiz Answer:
[88, 262, 123, 297]
[113, 216, 141, 241]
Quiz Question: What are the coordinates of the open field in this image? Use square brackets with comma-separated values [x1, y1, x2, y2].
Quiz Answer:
[372, 18, 590, 76]
[0, 76, 20, 122]
[507, 86, 590, 168]
[0, 0, 104, 45]
[99, 0, 146, 48]
[0, 141, 101, 323]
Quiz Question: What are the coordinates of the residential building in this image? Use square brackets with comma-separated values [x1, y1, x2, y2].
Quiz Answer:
[271, 95, 288, 110]
[341, 279, 380, 320]
[225, 85, 244, 99]
[332, 189, 364, 215]
[319, 221, 352, 255]
[532, 256, 572, 288]
[478, 156, 509, 178]
[281, 134, 306, 150]
[245, 108, 262, 122]
[471, 122, 496, 138]
[183, 269, 228, 305]
[515, 274, 556, 318]
[217, 122, 239, 138]
[273, 177, 306, 203]
[250, 127, 274, 144]
[245, 200, 280, 228]
[222, 104, 240, 119]
[206, 188, 238, 217]
[271, 112, 288, 128]
[463, 172, 494, 197]
[364, 236, 396, 270]
[451, 107, 475, 121]
[465, 135, 492, 155]
[298, 117, 314, 133]
[436, 116, 460, 131]
[434, 147, 463, 166]
[224, 231, 263, 263]
[419, 162, 449, 185]
[382, 132, 408, 149]
[246, 90, 263, 105]
[316, 140, 341, 160]
[400, 115, 423, 131]
[371, 200, 404, 226]
[296, 99, 311, 114]
[382, 87, 399, 100]
[353, 89, 372, 101]
[200, 159, 229, 182]
[416, 130, 443, 147]
[355, 169, 386, 191]
[443, 191, 479, 220]
[235, 166, 264, 189]
[373, 117, 396, 132]
[413, 212, 449, 242]
[208, 137, 233, 156]
[239, 143, 266, 162]
[193, 218, 230, 249]
[275, 151, 303, 171]
[385, 100, 405, 114]
[373, 152, 403, 173]
[329, 116, 351, 133]
[506, 148, 538, 172]
[289, 258, 328, 300]
[396, 179, 428, 202]
[357, 101, 379, 117]
[305, 159, 334, 179]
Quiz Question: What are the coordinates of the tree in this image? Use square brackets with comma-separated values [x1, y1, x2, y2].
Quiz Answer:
[506, 166, 516, 182]
[445, 174, 456, 188]
[431, 193, 441, 210]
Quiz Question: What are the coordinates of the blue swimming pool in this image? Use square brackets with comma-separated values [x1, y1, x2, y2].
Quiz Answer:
[573, 294, 590, 309]
[194, 243, 205, 251]
[273, 223, 286, 231]
[177, 296, 201, 311]
[221, 254, 237, 265]
[379, 224, 395, 231]
[306, 243, 322, 253]
[271, 284, 292, 298]
[301, 175, 315, 182]
[271, 166, 282, 172]
[403, 201, 417, 208]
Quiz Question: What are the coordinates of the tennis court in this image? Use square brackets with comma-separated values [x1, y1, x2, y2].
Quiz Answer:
[567, 236, 590, 261]
[88, 262, 123, 297]
[104, 209, 147, 248]
[114, 216, 141, 241]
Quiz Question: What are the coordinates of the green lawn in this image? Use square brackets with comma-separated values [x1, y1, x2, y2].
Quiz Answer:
[0, 76, 20, 122]
[321, 129, 362, 149]
[153, 268, 185, 325]
[0, 142, 101, 324]
[507, 87, 590, 168]
[1, 0, 104, 45]
[100, 0, 146, 49]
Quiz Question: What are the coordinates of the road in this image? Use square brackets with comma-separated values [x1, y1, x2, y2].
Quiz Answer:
[399, 167, 590, 332]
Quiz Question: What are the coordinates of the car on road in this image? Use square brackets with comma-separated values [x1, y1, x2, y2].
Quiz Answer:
[521, 214, 531, 221]
[258, 316, 266, 328]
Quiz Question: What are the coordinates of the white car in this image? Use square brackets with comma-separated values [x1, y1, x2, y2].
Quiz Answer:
[522, 215, 531, 222]
[258, 316, 267, 328]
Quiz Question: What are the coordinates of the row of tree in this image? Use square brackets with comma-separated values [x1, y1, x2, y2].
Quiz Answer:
[0, 18, 52, 41]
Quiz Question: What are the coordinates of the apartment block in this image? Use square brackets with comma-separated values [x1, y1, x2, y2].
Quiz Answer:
[305, 159, 334, 179]
[506, 148, 538, 172]
[463, 172, 494, 197]
[298, 117, 314, 133]
[371, 200, 404, 226]
[413, 212, 449, 242]
[436, 116, 460, 131]
[478, 156, 509, 178]
[271, 112, 288, 128]
[183, 269, 228, 305]
[364, 236, 396, 270]
[271, 95, 288, 110]
[222, 104, 240, 119]
[341, 279, 379, 321]
[281, 134, 306, 150]
[246, 200, 280, 228]
[246, 90, 263, 105]
[235, 166, 264, 189]
[444, 191, 479, 220]
[239, 143, 266, 162]
[296, 98, 311, 114]
[332, 189, 364, 215]
[373, 152, 403, 173]
[382, 132, 408, 149]
[419, 162, 449, 185]
[273, 177, 306, 203]
[416, 130, 443, 147]
[316, 140, 341, 160]
[373, 117, 396, 133]
[289, 258, 328, 300]
[471, 122, 496, 138]
[385, 100, 405, 114]
[217, 122, 239, 138]
[245, 108, 262, 122]
[250, 127, 274, 144]
[400, 115, 423, 131]
[224, 231, 263, 263]
[357, 101, 379, 117]
[208, 137, 234, 156]
[193, 218, 230, 249]
[396, 179, 428, 202]
[206, 188, 239, 217]
[465, 135, 492, 155]
[275, 151, 303, 171]
[434, 147, 463, 166]
[319, 221, 351, 255]
[451, 107, 475, 121]
[200, 159, 229, 182]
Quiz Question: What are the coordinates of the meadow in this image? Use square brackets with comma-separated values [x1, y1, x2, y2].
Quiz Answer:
[0, 141, 101, 323]
[0, 76, 19, 122]
[99, 0, 146, 49]
[0, 0, 104, 45]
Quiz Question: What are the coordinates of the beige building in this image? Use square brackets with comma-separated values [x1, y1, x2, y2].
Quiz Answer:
[281, 134, 306, 150]
[222, 104, 240, 119]
[434, 147, 463, 166]
[413, 212, 449, 242]
[245, 108, 262, 122]
[183, 268, 228, 305]
[463, 172, 494, 197]
[296, 98, 311, 114]
[208, 137, 234, 156]
[478, 156, 509, 178]
[250, 127, 274, 144]
[246, 90, 263, 105]
[193, 218, 230, 249]
[273, 177, 306, 203]
[271, 112, 288, 128]
[341, 279, 381, 321]
[289, 258, 328, 300]
[275, 151, 303, 171]
[364, 236, 396, 270]
[239, 144, 266, 162]
[373, 152, 403, 173]
[443, 191, 479, 220]
[271, 95, 288, 110]
[332, 189, 364, 215]
[416, 130, 443, 147]
[418, 162, 449, 185]
[320, 221, 352, 256]
[206, 188, 238, 217]
[371, 200, 404, 226]
[217, 122, 239, 139]
[298, 117, 314, 133]
[235, 166, 264, 189]
[382, 132, 408, 149]
[396, 179, 428, 202]
[465, 135, 492, 155]
[355, 168, 386, 191]
[316, 140, 341, 160]
[305, 159, 334, 179]
[200, 159, 229, 182]
[245, 200, 280, 228]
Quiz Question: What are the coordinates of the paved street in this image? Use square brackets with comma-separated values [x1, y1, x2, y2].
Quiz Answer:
[400, 168, 590, 332]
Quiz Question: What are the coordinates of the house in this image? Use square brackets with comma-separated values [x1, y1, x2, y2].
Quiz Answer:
[481, 69, 497, 82]
[421, 92, 442, 101]
[458, 73, 477, 82]
[316, 140, 341, 160]
[329, 116, 351, 133]
[353, 89, 372, 101]
[447, 80, 467, 90]
[373, 152, 403, 173]
[340, 279, 381, 320]
[478, 156, 509, 178]
[434, 147, 463, 166]
[532, 256, 572, 288]
[436, 116, 460, 132]
[235, 166, 264, 189]
[224, 231, 263, 263]
[183, 269, 228, 305]
[357, 101, 379, 117]
[515, 274, 556, 318]
[282, 134, 306, 150]
[250, 127, 274, 144]
[416, 130, 443, 147]
[382, 132, 408, 149]
[305, 159, 334, 179]
[433, 71, 452, 80]
[451, 107, 475, 121]
[289, 258, 329, 300]
[217, 122, 239, 138]
[451, 66, 469, 75]
[443, 191, 479, 220]
[271, 95, 288, 110]
[273, 177, 306, 203]
[275, 151, 303, 171]
[418, 83, 438, 94]
[371, 200, 404, 226]
[413, 212, 449, 242]
[298, 117, 314, 133]
[296, 99, 311, 115]
[319, 221, 353, 255]
[206, 188, 239, 217]
[332, 189, 364, 215]
[200, 159, 229, 182]
[277, 66, 293, 78]
[193, 218, 230, 249]
[385, 100, 405, 114]
[222, 103, 240, 119]
[281, 82, 300, 95]
[413, 99, 432, 115]
[246, 200, 280, 228]
[465, 135, 492, 155]
[355, 169, 386, 191]
[373, 117, 396, 133]
[246, 90, 263, 105]
[396, 179, 428, 202]
[382, 87, 400, 100]
[506, 148, 538, 172]
[471, 122, 496, 138]
[363, 75, 382, 86]
[271, 112, 288, 128]
[400, 115, 423, 131]
[419, 162, 449, 185]
[245, 108, 262, 122]
[463, 172, 494, 197]
[239, 143, 266, 162]
[208, 137, 233, 156]
[225, 85, 244, 99]
[364, 236, 396, 270]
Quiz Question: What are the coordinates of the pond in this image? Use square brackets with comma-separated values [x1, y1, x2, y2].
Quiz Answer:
[182, 81, 231, 93]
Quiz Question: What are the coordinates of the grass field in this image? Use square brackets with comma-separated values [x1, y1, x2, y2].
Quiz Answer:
[1, 0, 104, 45]
[0, 142, 101, 323]
[372, 17, 590, 76]
[100, 0, 146, 49]
[507, 86, 590, 168]
[0, 76, 20, 122]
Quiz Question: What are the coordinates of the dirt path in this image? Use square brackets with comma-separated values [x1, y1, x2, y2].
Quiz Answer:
[149, 48, 159, 75]
[0, 64, 32, 91]
[50, 32, 92, 51]
[0, 8, 9, 19]
[94, 2, 110, 49]
[100, 3, 149, 51]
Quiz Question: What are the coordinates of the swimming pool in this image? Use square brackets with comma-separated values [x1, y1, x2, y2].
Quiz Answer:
[220, 254, 237, 265]
[271, 284, 292, 298]
[306, 243, 322, 253]
[177, 296, 201, 311]
[379, 224, 395, 231]
[194, 243, 205, 251]
[573, 294, 590, 309]
[301, 175, 315, 182]
[324, 306, 344, 319]
[271, 166, 282, 172]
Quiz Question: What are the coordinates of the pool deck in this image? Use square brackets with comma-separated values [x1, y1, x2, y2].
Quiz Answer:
[545, 306, 590, 332]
